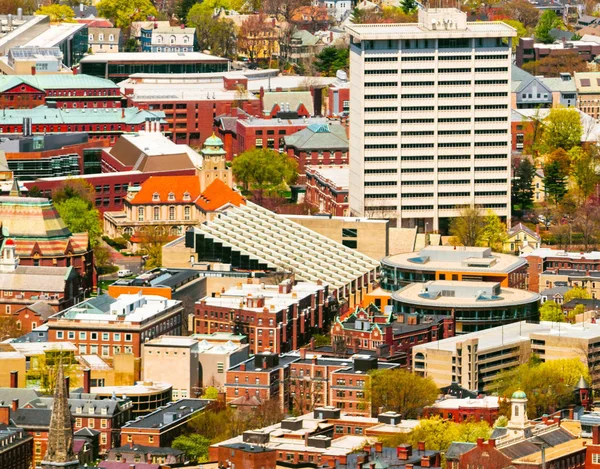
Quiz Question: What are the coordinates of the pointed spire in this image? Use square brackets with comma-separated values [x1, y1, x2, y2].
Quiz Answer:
[41, 363, 78, 469]
[9, 178, 20, 197]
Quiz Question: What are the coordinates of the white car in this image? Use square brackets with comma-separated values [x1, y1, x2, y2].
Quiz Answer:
[117, 269, 133, 278]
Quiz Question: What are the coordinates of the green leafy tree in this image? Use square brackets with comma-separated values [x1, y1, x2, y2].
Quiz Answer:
[52, 178, 95, 205]
[177, 0, 198, 21]
[481, 210, 508, 252]
[449, 206, 485, 247]
[491, 358, 590, 418]
[315, 47, 349, 77]
[201, 386, 219, 399]
[535, 10, 563, 43]
[172, 434, 211, 463]
[543, 160, 568, 206]
[570, 147, 598, 204]
[542, 107, 583, 153]
[187, 6, 236, 58]
[493, 415, 508, 428]
[400, 0, 417, 14]
[97, 0, 158, 30]
[35, 4, 76, 22]
[55, 198, 102, 248]
[539, 300, 564, 322]
[367, 369, 439, 418]
[232, 148, 298, 194]
[501, 19, 527, 51]
[28, 185, 42, 198]
[498, 0, 540, 28]
[138, 227, 170, 268]
[512, 158, 536, 211]
[563, 286, 591, 304]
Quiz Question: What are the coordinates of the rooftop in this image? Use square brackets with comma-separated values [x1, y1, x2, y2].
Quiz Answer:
[23, 22, 86, 48]
[10, 341, 77, 355]
[429, 395, 499, 410]
[285, 122, 349, 151]
[384, 246, 527, 274]
[0, 265, 75, 293]
[144, 336, 198, 348]
[121, 398, 211, 429]
[55, 292, 180, 324]
[393, 280, 540, 308]
[79, 51, 228, 63]
[0, 74, 118, 92]
[306, 166, 349, 190]
[0, 106, 165, 126]
[92, 381, 171, 396]
[523, 248, 600, 261]
[413, 320, 600, 353]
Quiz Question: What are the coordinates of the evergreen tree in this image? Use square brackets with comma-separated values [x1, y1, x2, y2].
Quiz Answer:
[177, 0, 197, 22]
[544, 160, 567, 205]
[512, 158, 536, 211]
[400, 0, 417, 14]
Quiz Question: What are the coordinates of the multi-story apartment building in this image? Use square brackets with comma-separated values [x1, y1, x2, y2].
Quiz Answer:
[346, 8, 515, 231]
[0, 407, 32, 469]
[46, 293, 184, 379]
[195, 281, 330, 355]
[413, 320, 600, 392]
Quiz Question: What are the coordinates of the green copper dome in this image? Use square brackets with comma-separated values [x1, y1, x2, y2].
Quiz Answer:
[512, 390, 527, 399]
[204, 132, 224, 147]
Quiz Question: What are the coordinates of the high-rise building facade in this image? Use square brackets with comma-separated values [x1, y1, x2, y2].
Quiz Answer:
[347, 9, 516, 232]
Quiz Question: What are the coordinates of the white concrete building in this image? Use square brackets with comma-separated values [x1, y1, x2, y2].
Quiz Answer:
[346, 8, 516, 232]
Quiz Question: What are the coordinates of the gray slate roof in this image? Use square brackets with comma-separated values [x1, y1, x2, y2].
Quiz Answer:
[284, 122, 349, 151]
[445, 442, 476, 460]
[0, 266, 74, 293]
[263, 91, 314, 116]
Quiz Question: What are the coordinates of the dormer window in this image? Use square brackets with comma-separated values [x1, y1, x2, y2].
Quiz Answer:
[168, 192, 175, 201]
[152, 192, 160, 201]
[183, 191, 190, 201]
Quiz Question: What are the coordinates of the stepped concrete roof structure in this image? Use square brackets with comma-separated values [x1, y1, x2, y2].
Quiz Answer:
[185, 202, 379, 304]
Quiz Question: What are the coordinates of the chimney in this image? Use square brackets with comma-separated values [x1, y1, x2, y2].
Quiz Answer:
[122, 108, 125, 119]
[593, 425, 600, 445]
[421, 456, 431, 468]
[64, 376, 70, 397]
[310, 337, 315, 350]
[11, 399, 18, 412]
[10, 371, 18, 389]
[406, 465, 413, 469]
[477, 438, 484, 447]
[300, 348, 306, 359]
[364, 445, 371, 454]
[312, 355, 317, 366]
[240, 363, 246, 371]
[488, 439, 496, 448]
[418, 441, 425, 453]
[31, 66, 36, 75]
[374, 442, 383, 454]
[0, 406, 9, 425]
[262, 357, 268, 369]
[397, 445, 412, 460]
[83, 368, 91, 394]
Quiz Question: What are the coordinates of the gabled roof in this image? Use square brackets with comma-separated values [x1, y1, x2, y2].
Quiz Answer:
[508, 223, 541, 241]
[284, 122, 349, 151]
[129, 175, 201, 205]
[15, 300, 57, 320]
[445, 442, 476, 460]
[263, 91, 314, 116]
[195, 178, 245, 212]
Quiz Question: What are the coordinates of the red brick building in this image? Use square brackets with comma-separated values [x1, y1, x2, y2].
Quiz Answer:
[122, 76, 262, 146]
[0, 74, 121, 110]
[47, 293, 184, 379]
[119, 399, 212, 448]
[284, 122, 349, 183]
[0, 107, 166, 144]
[0, 407, 33, 469]
[305, 166, 349, 216]
[328, 73, 350, 117]
[423, 396, 500, 425]
[194, 281, 330, 355]
[12, 302, 57, 335]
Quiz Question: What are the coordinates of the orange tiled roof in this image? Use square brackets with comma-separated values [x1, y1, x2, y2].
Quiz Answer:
[195, 179, 245, 212]
[130, 176, 201, 205]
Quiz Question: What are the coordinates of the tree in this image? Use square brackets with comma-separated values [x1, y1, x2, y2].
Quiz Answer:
[52, 178, 95, 206]
[570, 147, 598, 205]
[367, 369, 438, 418]
[543, 160, 568, 206]
[232, 149, 298, 194]
[35, 4, 75, 22]
[202, 386, 219, 399]
[542, 107, 583, 153]
[400, 0, 417, 14]
[55, 198, 102, 248]
[237, 13, 277, 63]
[138, 226, 170, 268]
[539, 301, 564, 322]
[449, 206, 485, 247]
[491, 358, 590, 418]
[172, 434, 211, 463]
[0, 0, 36, 15]
[28, 185, 42, 198]
[512, 158, 536, 211]
[568, 303, 585, 322]
[501, 20, 527, 51]
[563, 286, 591, 304]
[521, 52, 589, 77]
[535, 10, 563, 43]
[0, 316, 20, 341]
[177, 0, 198, 21]
[97, 0, 158, 30]
[497, 0, 539, 28]
[187, 5, 236, 58]
[481, 210, 508, 252]
[574, 197, 600, 250]
[315, 47, 349, 77]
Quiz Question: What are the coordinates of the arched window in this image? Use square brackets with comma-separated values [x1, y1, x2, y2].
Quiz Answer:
[168, 192, 175, 201]
[109, 34, 114, 41]
[170, 35, 176, 44]
[514, 405, 519, 417]
[183, 36, 189, 44]
[153, 206, 160, 220]
[156, 35, 163, 44]
[137, 207, 144, 221]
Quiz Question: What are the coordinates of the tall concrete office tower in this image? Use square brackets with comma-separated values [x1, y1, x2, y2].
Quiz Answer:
[347, 8, 516, 232]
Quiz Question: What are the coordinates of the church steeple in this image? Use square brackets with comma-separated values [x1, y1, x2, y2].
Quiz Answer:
[41, 363, 79, 469]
